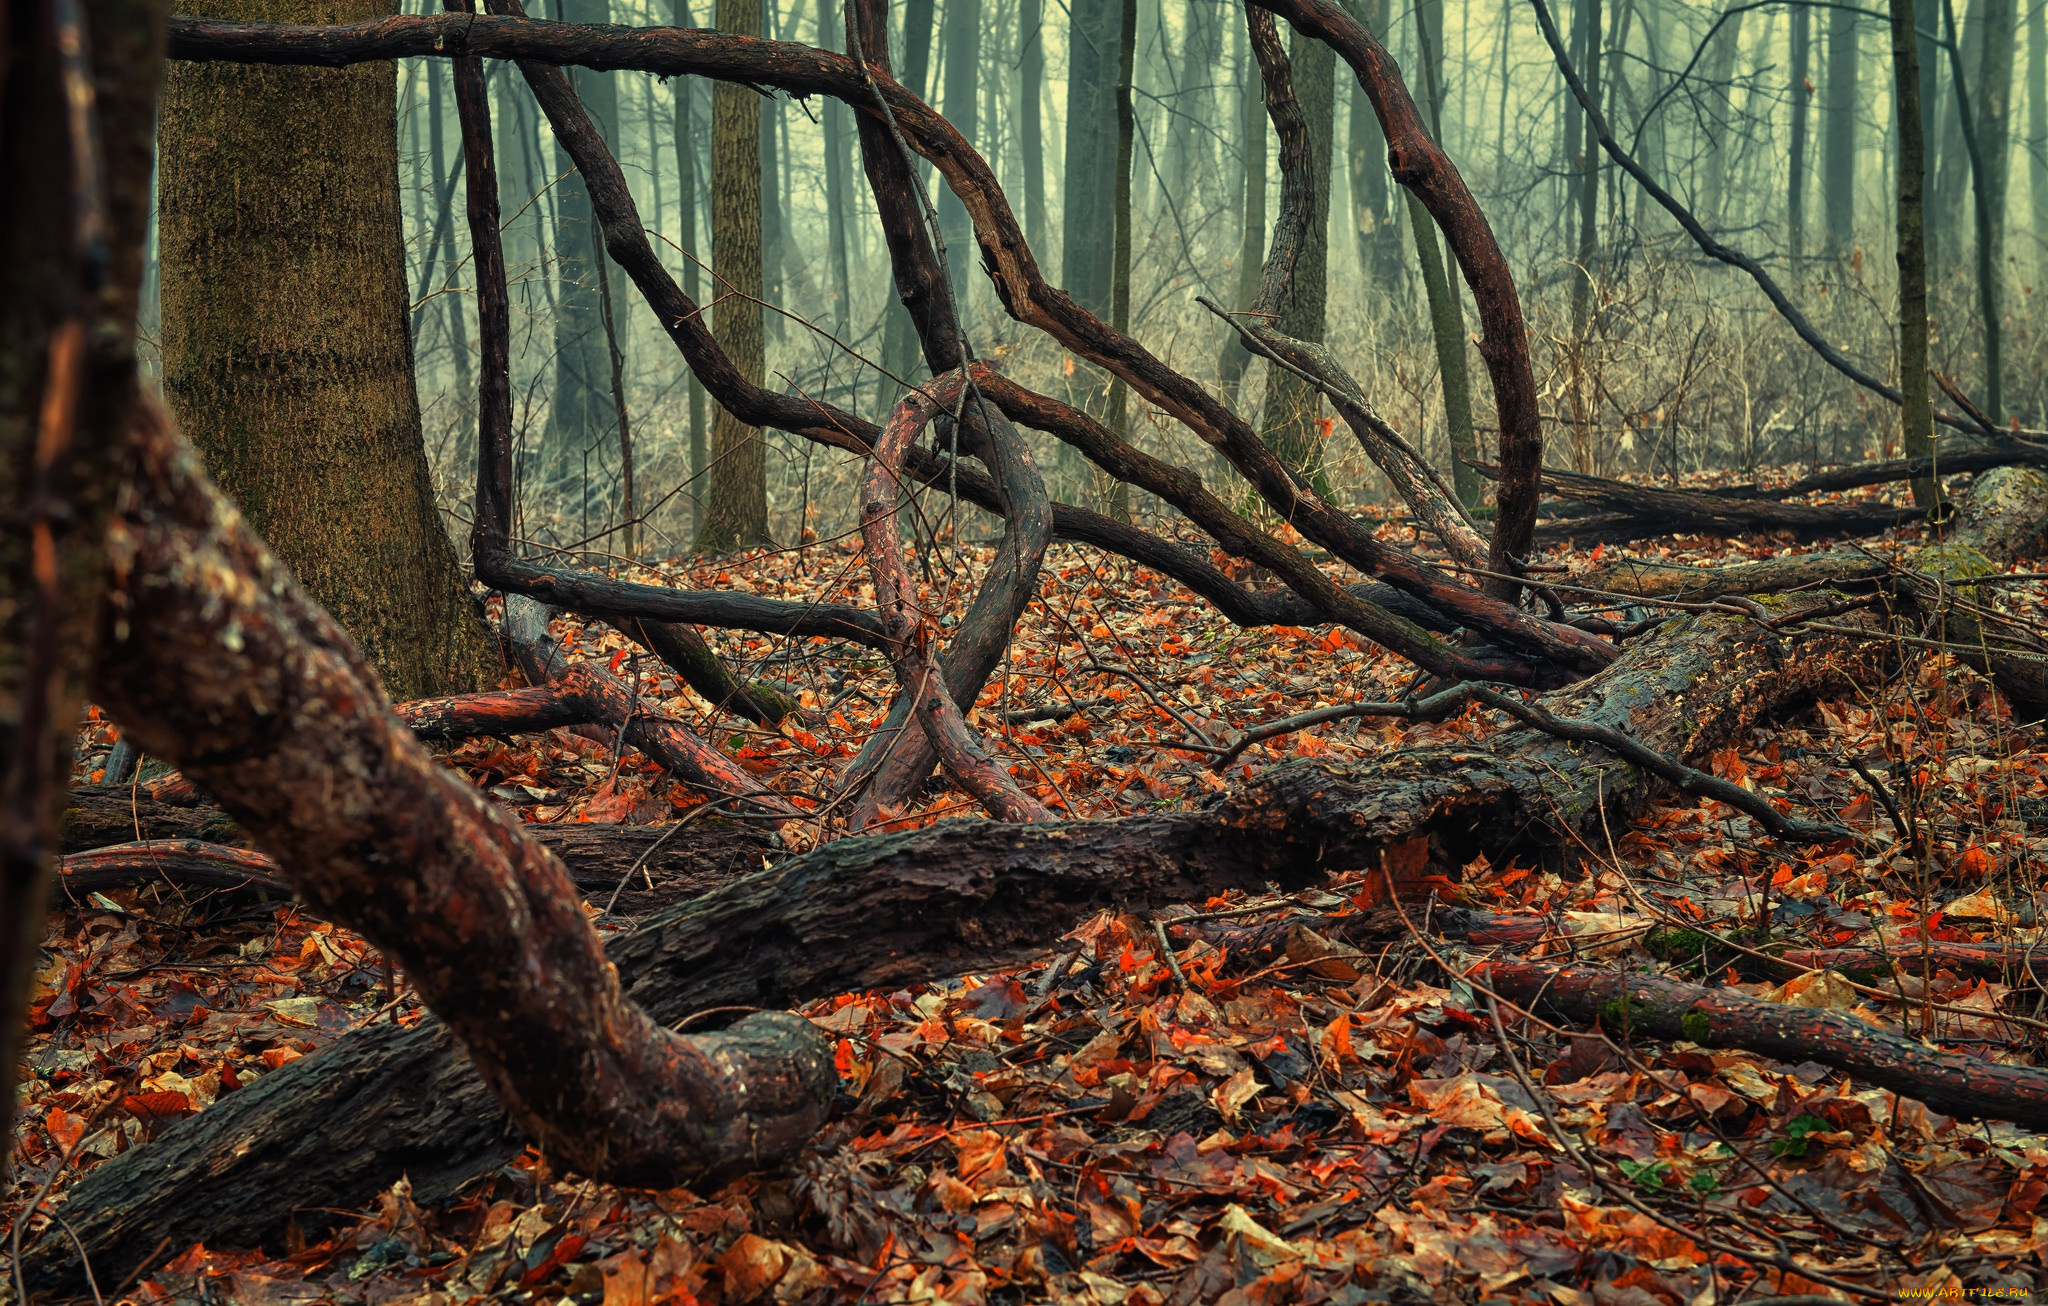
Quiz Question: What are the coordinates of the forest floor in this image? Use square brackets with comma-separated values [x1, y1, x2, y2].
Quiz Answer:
[16, 471, 2048, 1305]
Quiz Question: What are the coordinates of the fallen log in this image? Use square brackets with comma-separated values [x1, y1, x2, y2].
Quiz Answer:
[30, 606, 1885, 1292]
[1568, 467, 2048, 716]
[1484, 960, 2048, 1131]
[54, 808, 776, 916]
[1475, 461, 1915, 542]
[1721, 445, 2048, 501]
[57, 841, 293, 899]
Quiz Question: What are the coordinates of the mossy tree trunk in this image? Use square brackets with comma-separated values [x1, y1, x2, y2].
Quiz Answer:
[155, 0, 499, 702]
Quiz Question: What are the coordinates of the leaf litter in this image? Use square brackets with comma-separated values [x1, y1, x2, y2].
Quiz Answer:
[21, 513, 2048, 1303]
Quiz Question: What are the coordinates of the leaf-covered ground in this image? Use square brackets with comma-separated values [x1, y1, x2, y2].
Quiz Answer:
[16, 482, 2048, 1304]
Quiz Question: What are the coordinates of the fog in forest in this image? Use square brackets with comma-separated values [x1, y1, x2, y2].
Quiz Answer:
[141, 0, 2048, 555]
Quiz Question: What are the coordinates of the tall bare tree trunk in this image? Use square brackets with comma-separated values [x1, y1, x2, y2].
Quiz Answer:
[818, 0, 852, 338]
[1216, 15, 1266, 408]
[2030, 0, 2048, 278]
[878, 0, 935, 392]
[156, 0, 499, 702]
[1344, 0, 1399, 288]
[1403, 0, 1477, 507]
[938, 0, 981, 311]
[1891, 0, 1938, 508]
[673, 0, 708, 533]
[1063, 0, 1121, 316]
[1823, 3, 1860, 257]
[1789, 3, 1811, 258]
[1018, 0, 1047, 255]
[1104, 0, 1138, 521]
[1257, 26, 1335, 490]
[541, 0, 621, 503]
[696, 0, 768, 552]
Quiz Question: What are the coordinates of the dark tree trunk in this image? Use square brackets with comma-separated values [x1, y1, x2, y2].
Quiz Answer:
[1256, 25, 1335, 490]
[937, 0, 981, 310]
[673, 0, 708, 531]
[1017, 0, 1047, 255]
[696, 0, 769, 551]
[1893, 0, 1937, 508]
[0, 0, 164, 1174]
[1789, 2, 1811, 258]
[817, 0, 852, 337]
[1062, 0, 1121, 315]
[1216, 14, 1267, 409]
[156, 0, 500, 702]
[542, 0, 623, 496]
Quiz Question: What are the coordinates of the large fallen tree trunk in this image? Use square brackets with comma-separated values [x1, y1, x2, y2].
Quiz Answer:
[30, 604, 1883, 1292]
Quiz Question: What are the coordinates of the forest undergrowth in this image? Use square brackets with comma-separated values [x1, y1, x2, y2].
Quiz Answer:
[17, 480, 2048, 1305]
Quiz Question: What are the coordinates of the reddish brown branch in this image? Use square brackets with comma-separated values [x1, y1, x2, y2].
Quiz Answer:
[834, 6, 1054, 824]
[59, 840, 292, 898]
[1484, 960, 2048, 1130]
[1247, 0, 1544, 590]
[860, 371, 1052, 824]
[93, 399, 833, 1186]
[497, 595, 799, 818]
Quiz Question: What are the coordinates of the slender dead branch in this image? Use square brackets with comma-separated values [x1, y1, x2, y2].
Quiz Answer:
[859, 370, 1052, 824]
[1485, 960, 2048, 1130]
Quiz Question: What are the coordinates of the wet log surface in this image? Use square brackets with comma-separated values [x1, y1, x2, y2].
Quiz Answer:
[30, 612, 1880, 1292]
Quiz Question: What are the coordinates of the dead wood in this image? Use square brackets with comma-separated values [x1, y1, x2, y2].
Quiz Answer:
[57, 841, 293, 899]
[496, 595, 799, 817]
[1473, 461, 1916, 541]
[57, 794, 776, 910]
[1485, 960, 2048, 1130]
[31, 604, 1881, 1292]
[173, 8, 1607, 686]
[596, 612, 802, 726]
[850, 369, 1050, 824]
[68, 395, 835, 1273]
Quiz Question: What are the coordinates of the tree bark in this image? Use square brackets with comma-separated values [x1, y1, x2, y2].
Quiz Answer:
[0, 0, 164, 1174]
[1790, 2, 1811, 258]
[80, 394, 832, 1219]
[156, 0, 499, 703]
[1017, 0, 1047, 255]
[1892, 0, 1938, 509]
[1216, 14, 1268, 407]
[58, 788, 778, 907]
[1256, 24, 1336, 491]
[1823, 2, 1859, 257]
[936, 0, 981, 312]
[1486, 962, 2048, 1131]
[696, 0, 768, 552]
